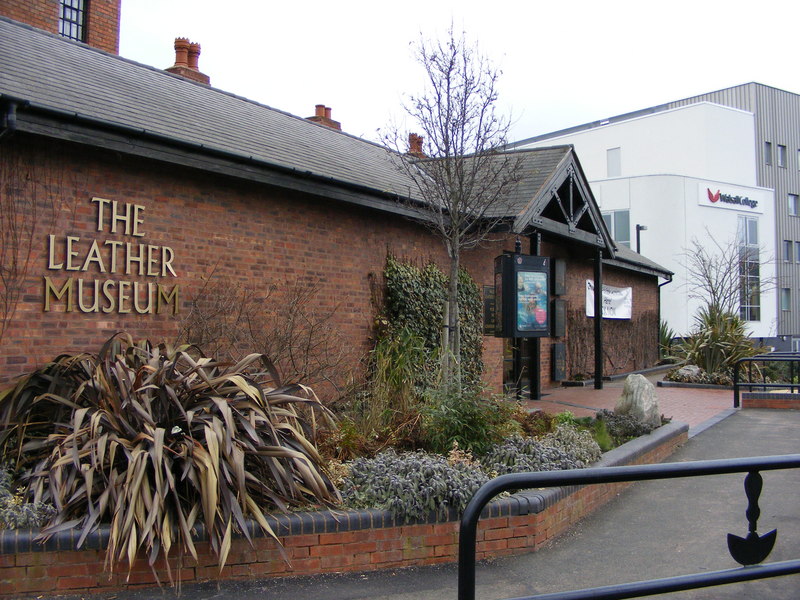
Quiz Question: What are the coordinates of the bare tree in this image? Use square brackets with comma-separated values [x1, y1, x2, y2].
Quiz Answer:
[178, 269, 352, 393]
[683, 229, 774, 322]
[385, 26, 523, 388]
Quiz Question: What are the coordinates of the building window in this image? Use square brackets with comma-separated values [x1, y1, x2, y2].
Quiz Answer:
[793, 338, 800, 353]
[59, 0, 86, 42]
[795, 241, 800, 263]
[602, 209, 630, 248]
[790, 194, 799, 216]
[781, 288, 791, 311]
[783, 240, 793, 262]
[778, 146, 788, 168]
[606, 147, 621, 178]
[765, 141, 773, 166]
[738, 216, 761, 321]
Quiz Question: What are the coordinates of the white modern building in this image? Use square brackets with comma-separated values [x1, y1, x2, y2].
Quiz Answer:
[512, 99, 778, 341]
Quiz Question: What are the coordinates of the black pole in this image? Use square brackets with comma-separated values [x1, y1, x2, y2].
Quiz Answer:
[513, 237, 522, 399]
[594, 248, 603, 389]
[531, 232, 542, 400]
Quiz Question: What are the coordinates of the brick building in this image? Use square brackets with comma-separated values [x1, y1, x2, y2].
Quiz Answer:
[0, 8, 670, 396]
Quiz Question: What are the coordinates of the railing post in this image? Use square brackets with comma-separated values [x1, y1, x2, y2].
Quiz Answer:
[734, 359, 741, 408]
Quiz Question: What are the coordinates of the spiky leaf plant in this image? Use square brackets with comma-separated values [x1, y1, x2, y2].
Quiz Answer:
[0, 334, 339, 581]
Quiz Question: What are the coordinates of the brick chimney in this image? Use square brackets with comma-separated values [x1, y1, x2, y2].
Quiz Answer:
[307, 104, 341, 130]
[408, 133, 426, 158]
[165, 38, 210, 85]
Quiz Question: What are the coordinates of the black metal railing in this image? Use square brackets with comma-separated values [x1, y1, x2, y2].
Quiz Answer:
[458, 455, 800, 600]
[733, 352, 800, 408]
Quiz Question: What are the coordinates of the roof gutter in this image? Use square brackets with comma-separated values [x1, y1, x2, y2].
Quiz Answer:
[0, 100, 17, 143]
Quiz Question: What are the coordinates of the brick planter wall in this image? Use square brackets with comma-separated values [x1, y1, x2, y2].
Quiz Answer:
[741, 392, 800, 409]
[0, 422, 688, 598]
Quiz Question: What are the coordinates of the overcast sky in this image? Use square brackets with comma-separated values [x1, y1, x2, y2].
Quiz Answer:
[119, 0, 799, 144]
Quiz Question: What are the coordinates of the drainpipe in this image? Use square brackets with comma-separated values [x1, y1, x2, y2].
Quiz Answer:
[658, 274, 673, 359]
[0, 101, 17, 142]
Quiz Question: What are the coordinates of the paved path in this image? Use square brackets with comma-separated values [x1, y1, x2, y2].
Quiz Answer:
[525, 370, 734, 435]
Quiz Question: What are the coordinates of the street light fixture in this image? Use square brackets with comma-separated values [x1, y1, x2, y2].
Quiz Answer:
[636, 224, 648, 254]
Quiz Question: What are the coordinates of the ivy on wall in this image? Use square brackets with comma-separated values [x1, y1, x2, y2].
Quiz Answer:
[383, 255, 483, 389]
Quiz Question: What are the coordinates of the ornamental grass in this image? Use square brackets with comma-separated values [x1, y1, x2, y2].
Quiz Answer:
[0, 333, 339, 582]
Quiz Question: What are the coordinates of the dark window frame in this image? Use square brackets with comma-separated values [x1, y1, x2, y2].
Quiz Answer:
[59, 0, 87, 43]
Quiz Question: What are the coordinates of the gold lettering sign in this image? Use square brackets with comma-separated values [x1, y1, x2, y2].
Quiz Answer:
[44, 198, 180, 315]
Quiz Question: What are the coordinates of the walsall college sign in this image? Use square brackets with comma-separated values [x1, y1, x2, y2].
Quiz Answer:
[44, 197, 179, 315]
[698, 183, 763, 213]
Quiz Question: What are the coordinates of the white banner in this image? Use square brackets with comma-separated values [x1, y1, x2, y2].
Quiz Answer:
[586, 280, 632, 319]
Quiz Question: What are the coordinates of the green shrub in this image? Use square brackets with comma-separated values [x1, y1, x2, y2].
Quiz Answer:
[420, 389, 518, 455]
[659, 320, 677, 359]
[664, 366, 735, 386]
[0, 464, 55, 530]
[596, 409, 658, 445]
[0, 333, 339, 579]
[590, 419, 615, 452]
[341, 449, 489, 521]
[675, 307, 762, 375]
[364, 326, 428, 429]
[514, 409, 556, 438]
[554, 410, 579, 427]
[540, 425, 602, 465]
[480, 434, 588, 475]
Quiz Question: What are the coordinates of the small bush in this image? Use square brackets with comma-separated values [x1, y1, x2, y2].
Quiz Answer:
[664, 366, 734, 386]
[481, 434, 589, 475]
[420, 389, 519, 455]
[590, 419, 615, 452]
[540, 425, 602, 466]
[513, 409, 556, 438]
[341, 449, 489, 521]
[0, 464, 55, 530]
[596, 409, 658, 445]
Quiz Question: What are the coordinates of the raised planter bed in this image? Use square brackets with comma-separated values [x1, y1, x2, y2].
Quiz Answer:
[0, 422, 688, 598]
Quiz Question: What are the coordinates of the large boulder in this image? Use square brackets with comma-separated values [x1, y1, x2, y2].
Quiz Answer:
[615, 374, 661, 428]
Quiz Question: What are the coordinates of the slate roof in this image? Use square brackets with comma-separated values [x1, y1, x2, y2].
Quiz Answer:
[0, 17, 411, 198]
[0, 16, 670, 278]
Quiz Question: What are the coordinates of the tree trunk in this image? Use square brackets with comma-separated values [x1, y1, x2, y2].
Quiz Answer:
[448, 251, 461, 392]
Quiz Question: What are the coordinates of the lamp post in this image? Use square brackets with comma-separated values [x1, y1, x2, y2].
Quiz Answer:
[636, 224, 648, 254]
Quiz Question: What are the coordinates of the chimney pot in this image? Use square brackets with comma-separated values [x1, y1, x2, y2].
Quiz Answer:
[307, 104, 341, 131]
[187, 42, 201, 70]
[166, 38, 211, 85]
[173, 37, 190, 67]
[408, 133, 425, 158]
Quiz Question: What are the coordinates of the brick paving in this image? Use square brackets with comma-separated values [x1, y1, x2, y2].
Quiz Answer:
[527, 369, 734, 431]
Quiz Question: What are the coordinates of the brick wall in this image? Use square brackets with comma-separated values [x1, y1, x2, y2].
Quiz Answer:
[0, 423, 688, 597]
[0, 0, 120, 53]
[741, 393, 800, 409]
[0, 136, 661, 393]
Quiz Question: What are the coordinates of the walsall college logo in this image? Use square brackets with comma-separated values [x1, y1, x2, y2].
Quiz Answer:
[706, 188, 758, 209]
